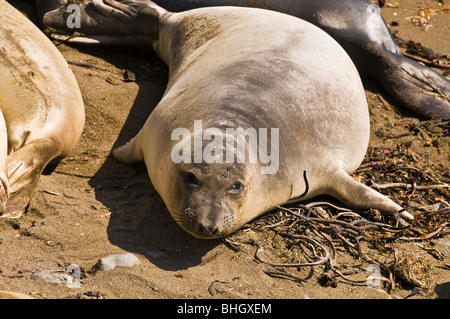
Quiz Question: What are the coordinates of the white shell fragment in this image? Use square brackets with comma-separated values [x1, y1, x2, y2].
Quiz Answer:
[96, 253, 141, 271]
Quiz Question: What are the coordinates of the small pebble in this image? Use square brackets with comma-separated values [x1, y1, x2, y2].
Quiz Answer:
[96, 253, 140, 271]
[31, 270, 66, 285]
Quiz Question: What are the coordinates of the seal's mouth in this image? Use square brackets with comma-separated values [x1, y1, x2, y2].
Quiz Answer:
[183, 225, 238, 240]
[185, 228, 230, 240]
[176, 206, 236, 239]
[180, 220, 235, 239]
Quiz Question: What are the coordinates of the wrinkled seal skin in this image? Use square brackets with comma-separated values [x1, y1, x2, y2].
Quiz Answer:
[41, 0, 413, 239]
[40, 0, 450, 119]
[0, 1, 85, 218]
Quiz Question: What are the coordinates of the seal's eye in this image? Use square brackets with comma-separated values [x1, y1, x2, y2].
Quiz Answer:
[228, 182, 244, 194]
[183, 172, 199, 187]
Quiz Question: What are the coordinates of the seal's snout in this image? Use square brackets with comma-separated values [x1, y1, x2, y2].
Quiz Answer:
[198, 222, 220, 237]
[180, 206, 236, 239]
[195, 215, 234, 238]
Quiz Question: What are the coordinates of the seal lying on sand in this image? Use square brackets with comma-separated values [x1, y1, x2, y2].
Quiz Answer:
[41, 0, 414, 239]
[0, 1, 85, 218]
[40, 0, 450, 119]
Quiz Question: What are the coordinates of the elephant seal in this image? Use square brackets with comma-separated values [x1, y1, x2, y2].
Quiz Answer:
[0, 1, 85, 218]
[40, 0, 450, 119]
[42, 0, 413, 239]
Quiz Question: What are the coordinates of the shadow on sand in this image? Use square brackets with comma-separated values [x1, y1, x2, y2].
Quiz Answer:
[76, 46, 221, 271]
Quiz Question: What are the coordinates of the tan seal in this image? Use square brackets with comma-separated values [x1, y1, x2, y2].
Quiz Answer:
[0, 1, 85, 218]
[44, 0, 413, 238]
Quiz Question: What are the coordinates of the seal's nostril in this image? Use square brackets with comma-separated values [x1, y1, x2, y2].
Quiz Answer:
[198, 224, 219, 236]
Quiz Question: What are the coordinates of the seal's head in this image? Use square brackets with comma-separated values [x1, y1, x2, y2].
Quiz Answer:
[172, 161, 257, 239]
[164, 126, 276, 239]
[162, 121, 283, 238]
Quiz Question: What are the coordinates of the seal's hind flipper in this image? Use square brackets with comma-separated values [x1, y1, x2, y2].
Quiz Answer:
[371, 50, 450, 120]
[35, 0, 67, 25]
[2, 139, 60, 218]
[43, 0, 164, 38]
[327, 170, 414, 221]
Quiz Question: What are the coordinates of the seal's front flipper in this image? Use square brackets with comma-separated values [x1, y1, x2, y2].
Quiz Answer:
[2, 139, 60, 218]
[327, 170, 414, 221]
[371, 50, 450, 120]
[113, 131, 144, 164]
[0, 111, 9, 214]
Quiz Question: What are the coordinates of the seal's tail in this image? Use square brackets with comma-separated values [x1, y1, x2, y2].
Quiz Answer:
[371, 50, 450, 120]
